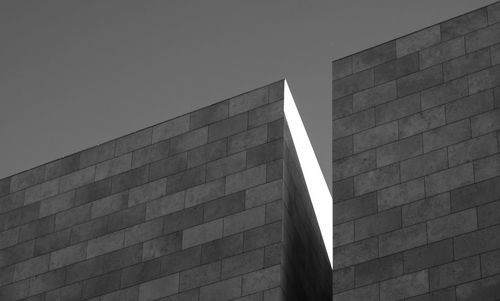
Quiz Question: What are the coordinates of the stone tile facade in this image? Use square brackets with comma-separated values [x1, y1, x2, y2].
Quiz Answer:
[332, 2, 500, 300]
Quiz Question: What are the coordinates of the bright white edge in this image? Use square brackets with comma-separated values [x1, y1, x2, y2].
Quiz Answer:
[283, 79, 333, 267]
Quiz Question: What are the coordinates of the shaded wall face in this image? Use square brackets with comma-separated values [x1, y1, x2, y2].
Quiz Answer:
[332, 2, 500, 300]
[0, 81, 286, 301]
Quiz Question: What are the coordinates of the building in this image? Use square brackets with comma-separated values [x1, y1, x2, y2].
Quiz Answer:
[332, 2, 500, 300]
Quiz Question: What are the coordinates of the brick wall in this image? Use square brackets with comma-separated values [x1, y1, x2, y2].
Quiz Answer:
[332, 2, 500, 300]
[0, 80, 330, 300]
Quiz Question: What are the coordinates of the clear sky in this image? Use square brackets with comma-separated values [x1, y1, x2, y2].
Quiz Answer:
[0, 0, 497, 190]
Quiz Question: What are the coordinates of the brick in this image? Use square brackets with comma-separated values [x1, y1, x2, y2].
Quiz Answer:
[490, 2, 500, 24]
[481, 249, 500, 276]
[146, 191, 184, 220]
[206, 152, 246, 181]
[10, 165, 45, 192]
[397, 25, 440, 57]
[229, 125, 267, 154]
[420, 37, 465, 69]
[332, 237, 377, 269]
[115, 128, 152, 156]
[0, 227, 18, 249]
[200, 277, 242, 301]
[87, 230, 124, 258]
[333, 108, 375, 139]
[332, 69, 373, 99]
[100, 286, 138, 301]
[267, 119, 283, 141]
[201, 234, 243, 264]
[333, 135, 353, 161]
[455, 274, 500, 301]
[180, 262, 221, 290]
[188, 139, 227, 168]
[403, 193, 450, 226]
[226, 165, 266, 194]
[152, 115, 190, 143]
[164, 205, 203, 234]
[493, 44, 500, 65]
[332, 95, 352, 120]
[132, 140, 170, 168]
[353, 41, 396, 72]
[49, 242, 87, 269]
[190, 101, 228, 129]
[246, 139, 283, 168]
[471, 108, 500, 137]
[401, 148, 447, 181]
[13, 254, 49, 281]
[454, 224, 500, 259]
[379, 223, 427, 256]
[333, 178, 353, 203]
[423, 119, 471, 152]
[475, 153, 500, 182]
[378, 178, 425, 210]
[223, 206, 265, 236]
[332, 56, 352, 80]
[421, 77, 468, 110]
[208, 114, 247, 142]
[451, 176, 500, 211]
[478, 199, 500, 228]
[69, 218, 107, 244]
[353, 121, 398, 153]
[90, 191, 127, 218]
[430, 256, 480, 290]
[427, 208, 477, 242]
[35, 230, 70, 256]
[355, 254, 403, 286]
[143, 232, 182, 260]
[333, 222, 354, 248]
[128, 178, 166, 207]
[264, 243, 280, 266]
[0, 178, 10, 198]
[0, 190, 24, 215]
[166, 165, 205, 194]
[466, 22, 500, 52]
[0, 240, 34, 268]
[354, 164, 400, 196]
[265, 201, 281, 224]
[182, 219, 223, 249]
[332, 283, 379, 301]
[241, 265, 280, 295]
[124, 218, 162, 246]
[55, 203, 90, 230]
[204, 192, 245, 222]
[443, 48, 491, 81]
[375, 93, 421, 125]
[333, 150, 376, 181]
[110, 165, 149, 193]
[59, 166, 95, 192]
[45, 153, 80, 181]
[380, 270, 429, 301]
[184, 179, 224, 208]
[229, 87, 268, 116]
[449, 133, 497, 167]
[1, 201, 39, 231]
[80, 141, 115, 168]
[352, 81, 396, 112]
[66, 257, 103, 283]
[246, 180, 282, 209]
[374, 52, 419, 85]
[425, 162, 474, 195]
[102, 245, 143, 275]
[398, 64, 443, 97]
[377, 135, 422, 167]
[268, 80, 284, 102]
[19, 215, 54, 242]
[403, 239, 453, 273]
[249, 100, 282, 127]
[243, 221, 281, 251]
[28, 269, 65, 295]
[161, 246, 201, 275]
[449, 90, 494, 123]
[332, 266, 354, 294]
[95, 155, 131, 183]
[149, 153, 187, 181]
[441, 8, 488, 40]
[46, 283, 82, 301]
[74, 178, 112, 206]
[221, 249, 263, 279]
[138, 273, 179, 301]
[354, 208, 401, 240]
[333, 192, 377, 224]
[469, 65, 500, 94]
[398, 106, 446, 139]
[170, 127, 209, 154]
[106, 204, 145, 232]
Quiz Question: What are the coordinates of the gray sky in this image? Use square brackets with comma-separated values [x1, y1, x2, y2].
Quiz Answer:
[1, 0, 496, 190]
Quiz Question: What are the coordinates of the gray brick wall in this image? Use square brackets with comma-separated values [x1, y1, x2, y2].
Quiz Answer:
[0, 80, 331, 300]
[332, 2, 500, 300]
